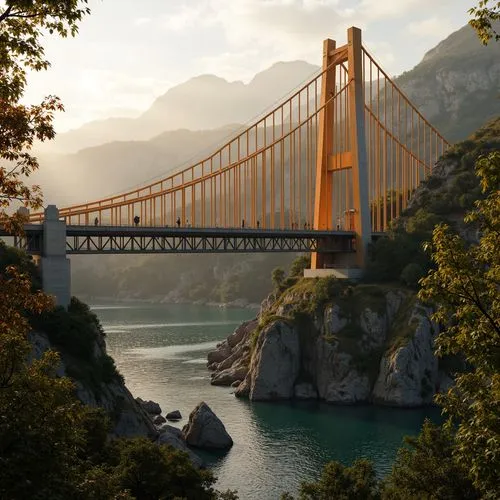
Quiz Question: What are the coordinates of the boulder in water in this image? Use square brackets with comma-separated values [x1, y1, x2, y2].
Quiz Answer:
[153, 414, 166, 425]
[166, 410, 182, 421]
[136, 398, 162, 415]
[182, 402, 233, 450]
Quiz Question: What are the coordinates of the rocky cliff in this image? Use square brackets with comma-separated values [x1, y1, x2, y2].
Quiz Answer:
[29, 328, 158, 439]
[29, 298, 238, 468]
[396, 24, 500, 142]
[208, 282, 452, 408]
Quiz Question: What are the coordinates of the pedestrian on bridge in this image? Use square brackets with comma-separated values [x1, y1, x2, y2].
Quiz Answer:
[94, 217, 99, 226]
[241, 219, 245, 228]
[176, 217, 181, 228]
[134, 215, 140, 226]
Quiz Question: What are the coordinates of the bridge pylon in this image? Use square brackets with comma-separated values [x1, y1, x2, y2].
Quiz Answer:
[41, 205, 71, 308]
[311, 26, 371, 274]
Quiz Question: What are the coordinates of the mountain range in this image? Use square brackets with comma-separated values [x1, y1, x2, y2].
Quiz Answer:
[42, 61, 319, 155]
[28, 23, 500, 303]
[33, 24, 500, 208]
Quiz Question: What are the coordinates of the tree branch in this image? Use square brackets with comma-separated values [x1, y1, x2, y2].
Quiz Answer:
[0, 4, 12, 22]
[6, 11, 45, 20]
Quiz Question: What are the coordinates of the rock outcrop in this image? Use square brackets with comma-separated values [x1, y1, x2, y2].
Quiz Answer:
[372, 305, 439, 407]
[30, 331, 157, 438]
[136, 398, 162, 415]
[182, 402, 233, 450]
[395, 24, 500, 142]
[208, 319, 256, 387]
[236, 320, 300, 400]
[208, 283, 452, 408]
[157, 425, 204, 468]
[166, 410, 182, 421]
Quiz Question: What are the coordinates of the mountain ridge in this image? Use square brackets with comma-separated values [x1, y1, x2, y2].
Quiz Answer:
[45, 60, 319, 154]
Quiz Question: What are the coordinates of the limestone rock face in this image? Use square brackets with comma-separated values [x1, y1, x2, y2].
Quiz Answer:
[373, 305, 439, 407]
[207, 343, 232, 364]
[29, 331, 157, 438]
[247, 320, 300, 401]
[207, 319, 257, 385]
[182, 402, 233, 450]
[211, 365, 248, 386]
[210, 286, 452, 408]
[315, 338, 370, 404]
[324, 304, 347, 335]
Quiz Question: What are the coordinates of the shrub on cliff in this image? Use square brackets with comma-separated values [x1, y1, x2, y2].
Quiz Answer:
[365, 117, 500, 288]
[382, 420, 479, 499]
[0, 241, 41, 289]
[282, 459, 380, 499]
[31, 297, 103, 361]
[93, 438, 221, 500]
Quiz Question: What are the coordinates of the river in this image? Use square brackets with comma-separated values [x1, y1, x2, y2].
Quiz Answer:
[92, 301, 437, 500]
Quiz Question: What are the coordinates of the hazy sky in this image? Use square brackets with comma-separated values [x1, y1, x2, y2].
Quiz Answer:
[19, 0, 474, 132]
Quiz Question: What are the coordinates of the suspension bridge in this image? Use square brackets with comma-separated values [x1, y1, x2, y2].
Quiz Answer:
[4, 27, 450, 306]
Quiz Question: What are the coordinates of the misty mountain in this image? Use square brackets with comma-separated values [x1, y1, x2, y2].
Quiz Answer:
[35, 24, 499, 208]
[32, 126, 242, 205]
[32, 24, 500, 304]
[45, 61, 319, 154]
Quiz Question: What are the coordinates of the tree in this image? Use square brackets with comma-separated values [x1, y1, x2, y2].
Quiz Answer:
[289, 255, 311, 278]
[1, 9, 237, 500]
[469, 0, 500, 44]
[0, 352, 94, 499]
[0, 2, 98, 497]
[0, 1, 90, 233]
[102, 438, 220, 500]
[383, 420, 479, 499]
[418, 152, 500, 498]
[282, 459, 380, 500]
[272, 266, 286, 290]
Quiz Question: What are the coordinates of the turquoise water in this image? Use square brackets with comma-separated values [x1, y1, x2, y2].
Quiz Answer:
[93, 302, 437, 500]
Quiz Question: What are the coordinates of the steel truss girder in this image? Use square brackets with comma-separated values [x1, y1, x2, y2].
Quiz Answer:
[12, 234, 43, 254]
[64, 234, 353, 254]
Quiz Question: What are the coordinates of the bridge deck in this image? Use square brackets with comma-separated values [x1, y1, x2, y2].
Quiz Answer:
[0, 225, 384, 255]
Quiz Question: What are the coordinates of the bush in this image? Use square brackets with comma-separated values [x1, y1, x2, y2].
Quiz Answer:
[284, 459, 380, 499]
[383, 420, 479, 499]
[289, 255, 311, 278]
[272, 267, 286, 290]
[31, 298, 103, 362]
[314, 276, 341, 307]
[103, 438, 219, 500]
[0, 240, 41, 289]
[99, 354, 124, 384]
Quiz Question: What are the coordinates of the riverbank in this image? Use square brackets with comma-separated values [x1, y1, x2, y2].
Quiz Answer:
[93, 300, 439, 500]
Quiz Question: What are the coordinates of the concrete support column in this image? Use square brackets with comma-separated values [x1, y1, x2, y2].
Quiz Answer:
[41, 205, 71, 308]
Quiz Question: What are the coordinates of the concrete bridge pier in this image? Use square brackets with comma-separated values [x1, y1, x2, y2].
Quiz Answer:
[41, 205, 71, 309]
